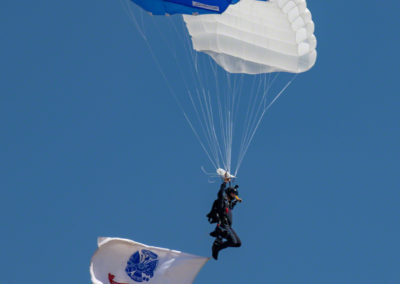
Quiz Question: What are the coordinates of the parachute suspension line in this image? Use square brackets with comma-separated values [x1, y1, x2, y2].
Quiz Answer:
[224, 25, 251, 174]
[219, 70, 228, 171]
[177, 16, 242, 172]
[232, 74, 245, 126]
[228, 71, 237, 173]
[187, 89, 220, 168]
[239, 73, 278, 158]
[223, 72, 230, 172]
[263, 74, 273, 109]
[121, 0, 148, 41]
[214, 65, 230, 171]
[224, 72, 233, 173]
[195, 88, 222, 169]
[226, 75, 240, 174]
[240, 75, 263, 144]
[234, 74, 298, 175]
[163, 16, 228, 170]
[243, 73, 279, 148]
[172, 17, 230, 170]
[173, 18, 226, 169]
[207, 55, 224, 154]
[182, 20, 224, 168]
[230, 74, 245, 173]
[235, 72, 279, 175]
[206, 88, 227, 170]
[234, 73, 265, 174]
[184, 35, 223, 169]
[235, 74, 273, 176]
[124, 6, 219, 170]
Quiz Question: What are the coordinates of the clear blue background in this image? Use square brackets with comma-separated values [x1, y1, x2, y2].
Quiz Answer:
[1, 1, 399, 283]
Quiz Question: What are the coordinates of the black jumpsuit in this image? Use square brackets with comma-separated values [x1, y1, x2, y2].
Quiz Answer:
[213, 182, 241, 251]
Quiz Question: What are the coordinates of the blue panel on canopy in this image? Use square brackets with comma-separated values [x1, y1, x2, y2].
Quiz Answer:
[130, 0, 240, 15]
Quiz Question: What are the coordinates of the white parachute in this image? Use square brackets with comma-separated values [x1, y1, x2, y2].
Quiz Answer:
[183, 0, 317, 74]
[217, 168, 236, 179]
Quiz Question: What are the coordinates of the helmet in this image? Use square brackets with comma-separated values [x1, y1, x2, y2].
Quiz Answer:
[226, 186, 239, 196]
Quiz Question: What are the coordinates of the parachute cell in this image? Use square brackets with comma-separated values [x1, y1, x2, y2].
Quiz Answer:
[130, 0, 240, 15]
[183, 0, 317, 74]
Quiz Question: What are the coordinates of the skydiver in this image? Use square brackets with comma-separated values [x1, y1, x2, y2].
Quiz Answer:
[209, 175, 242, 260]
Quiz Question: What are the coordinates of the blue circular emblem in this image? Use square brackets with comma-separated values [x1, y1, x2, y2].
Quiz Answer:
[125, 250, 159, 282]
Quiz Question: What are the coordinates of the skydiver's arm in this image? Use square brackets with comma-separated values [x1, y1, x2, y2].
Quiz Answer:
[216, 182, 227, 215]
[218, 182, 227, 200]
[231, 200, 238, 209]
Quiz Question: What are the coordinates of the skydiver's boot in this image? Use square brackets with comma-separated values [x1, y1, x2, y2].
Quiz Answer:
[209, 225, 221, 238]
[210, 230, 218, 238]
[212, 238, 222, 260]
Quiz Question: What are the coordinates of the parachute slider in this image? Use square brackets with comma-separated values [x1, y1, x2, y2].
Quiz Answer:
[216, 168, 236, 182]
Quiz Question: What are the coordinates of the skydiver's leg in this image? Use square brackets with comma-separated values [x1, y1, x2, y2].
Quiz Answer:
[211, 235, 223, 260]
[219, 226, 241, 249]
[228, 227, 241, 247]
[211, 226, 241, 260]
[209, 225, 220, 237]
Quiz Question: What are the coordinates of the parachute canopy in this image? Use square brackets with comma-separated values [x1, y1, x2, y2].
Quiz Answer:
[125, 0, 317, 175]
[130, 0, 240, 15]
[183, 0, 317, 74]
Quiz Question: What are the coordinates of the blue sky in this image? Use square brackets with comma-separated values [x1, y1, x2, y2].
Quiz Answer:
[1, 1, 400, 283]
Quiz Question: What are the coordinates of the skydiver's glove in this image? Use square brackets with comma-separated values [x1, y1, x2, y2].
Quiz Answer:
[223, 172, 231, 183]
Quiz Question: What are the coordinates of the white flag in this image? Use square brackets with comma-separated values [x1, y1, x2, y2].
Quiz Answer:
[90, 237, 209, 284]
